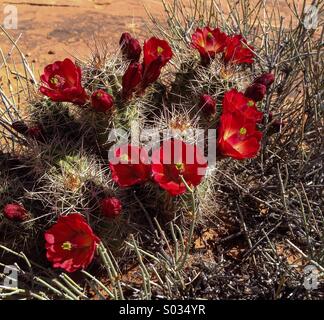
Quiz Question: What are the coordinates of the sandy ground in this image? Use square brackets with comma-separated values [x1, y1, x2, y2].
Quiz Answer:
[0, 0, 178, 69]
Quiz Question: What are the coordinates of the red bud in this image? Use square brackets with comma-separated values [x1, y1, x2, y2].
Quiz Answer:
[199, 94, 216, 116]
[3, 203, 28, 221]
[253, 73, 275, 88]
[122, 62, 143, 99]
[100, 197, 122, 219]
[91, 89, 114, 113]
[120, 32, 141, 62]
[244, 83, 267, 102]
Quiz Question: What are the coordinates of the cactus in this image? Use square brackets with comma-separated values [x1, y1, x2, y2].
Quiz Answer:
[0, 0, 323, 300]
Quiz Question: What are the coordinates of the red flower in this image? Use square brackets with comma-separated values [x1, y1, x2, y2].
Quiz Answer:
[199, 94, 217, 117]
[217, 113, 262, 160]
[141, 56, 164, 90]
[91, 89, 114, 113]
[253, 73, 275, 88]
[191, 27, 227, 65]
[222, 89, 263, 122]
[119, 32, 142, 62]
[141, 37, 173, 91]
[244, 83, 266, 102]
[44, 214, 100, 273]
[3, 203, 28, 221]
[143, 37, 173, 69]
[100, 197, 122, 219]
[151, 139, 207, 196]
[122, 62, 143, 99]
[223, 35, 254, 65]
[121, 37, 172, 99]
[109, 144, 151, 187]
[40, 58, 89, 106]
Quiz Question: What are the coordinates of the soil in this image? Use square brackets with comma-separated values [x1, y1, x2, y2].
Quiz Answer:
[0, 0, 176, 69]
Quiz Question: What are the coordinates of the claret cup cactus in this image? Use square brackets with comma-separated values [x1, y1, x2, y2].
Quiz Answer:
[0, 0, 322, 300]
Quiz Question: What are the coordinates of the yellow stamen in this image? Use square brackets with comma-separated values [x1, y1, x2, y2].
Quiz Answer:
[120, 154, 129, 162]
[61, 241, 72, 251]
[239, 127, 247, 135]
[157, 46, 164, 54]
[175, 163, 184, 171]
[50, 75, 65, 87]
[247, 100, 254, 107]
[50, 77, 59, 85]
[207, 32, 213, 38]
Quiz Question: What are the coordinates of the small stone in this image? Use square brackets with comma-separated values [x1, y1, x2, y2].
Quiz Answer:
[48, 50, 55, 55]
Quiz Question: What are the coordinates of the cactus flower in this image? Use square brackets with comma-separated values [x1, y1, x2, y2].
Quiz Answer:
[109, 144, 151, 187]
[91, 89, 114, 113]
[44, 214, 100, 273]
[222, 89, 263, 122]
[151, 139, 207, 196]
[217, 113, 262, 160]
[120, 32, 142, 62]
[253, 73, 275, 88]
[199, 94, 217, 116]
[143, 37, 173, 69]
[3, 203, 28, 221]
[100, 197, 122, 219]
[122, 62, 143, 99]
[223, 35, 254, 65]
[244, 83, 267, 102]
[191, 27, 227, 65]
[40, 58, 89, 106]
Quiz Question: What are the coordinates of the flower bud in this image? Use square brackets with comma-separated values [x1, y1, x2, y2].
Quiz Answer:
[100, 197, 122, 219]
[3, 203, 28, 221]
[91, 89, 114, 113]
[199, 94, 216, 117]
[120, 32, 141, 62]
[122, 62, 143, 99]
[253, 73, 275, 88]
[244, 83, 267, 102]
